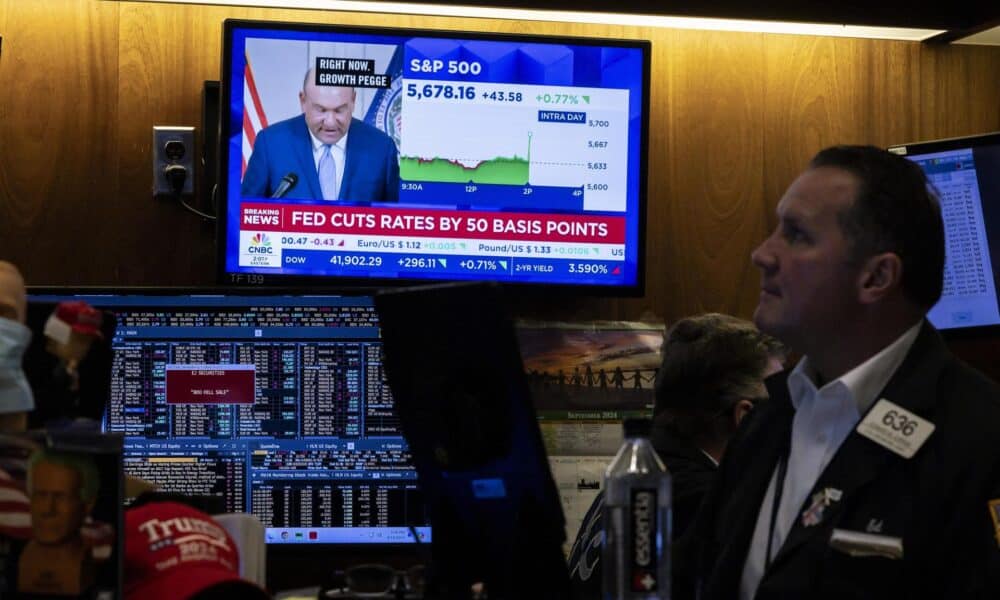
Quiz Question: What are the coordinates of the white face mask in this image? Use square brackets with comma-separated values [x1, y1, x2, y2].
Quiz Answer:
[0, 317, 34, 413]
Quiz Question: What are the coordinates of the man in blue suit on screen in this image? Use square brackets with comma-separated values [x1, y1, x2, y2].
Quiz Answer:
[241, 69, 399, 202]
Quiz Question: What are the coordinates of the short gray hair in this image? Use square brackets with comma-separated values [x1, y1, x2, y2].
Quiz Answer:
[27, 448, 100, 503]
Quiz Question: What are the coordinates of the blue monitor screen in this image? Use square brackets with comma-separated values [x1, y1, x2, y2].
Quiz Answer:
[218, 20, 650, 292]
[29, 292, 429, 545]
[889, 133, 1000, 331]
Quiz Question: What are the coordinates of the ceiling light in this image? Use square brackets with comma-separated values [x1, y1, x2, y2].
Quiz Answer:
[127, 0, 944, 41]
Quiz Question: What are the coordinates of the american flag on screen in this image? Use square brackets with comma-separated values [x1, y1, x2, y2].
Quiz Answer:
[363, 46, 403, 149]
[242, 54, 269, 177]
[0, 467, 31, 540]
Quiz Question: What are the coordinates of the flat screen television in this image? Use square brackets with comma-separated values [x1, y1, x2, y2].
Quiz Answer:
[888, 132, 1000, 332]
[27, 290, 430, 547]
[218, 19, 650, 293]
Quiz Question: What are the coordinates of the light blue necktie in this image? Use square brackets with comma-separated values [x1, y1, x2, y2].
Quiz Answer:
[318, 144, 337, 201]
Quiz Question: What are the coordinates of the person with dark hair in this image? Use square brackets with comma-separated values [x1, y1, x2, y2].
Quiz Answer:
[566, 314, 785, 598]
[652, 314, 786, 501]
[691, 145, 1000, 599]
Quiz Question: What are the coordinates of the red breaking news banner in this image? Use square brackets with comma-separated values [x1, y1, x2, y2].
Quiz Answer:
[240, 203, 626, 244]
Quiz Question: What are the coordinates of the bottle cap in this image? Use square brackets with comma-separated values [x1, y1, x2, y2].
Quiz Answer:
[622, 417, 652, 438]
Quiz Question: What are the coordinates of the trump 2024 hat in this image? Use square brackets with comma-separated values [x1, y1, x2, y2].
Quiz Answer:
[124, 501, 268, 600]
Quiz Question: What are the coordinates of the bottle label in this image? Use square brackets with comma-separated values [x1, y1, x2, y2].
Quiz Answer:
[629, 488, 658, 592]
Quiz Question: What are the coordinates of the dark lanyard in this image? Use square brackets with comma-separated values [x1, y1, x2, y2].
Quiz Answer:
[764, 452, 789, 571]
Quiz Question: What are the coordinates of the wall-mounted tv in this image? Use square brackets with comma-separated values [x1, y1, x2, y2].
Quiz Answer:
[218, 19, 650, 293]
[889, 132, 1000, 332]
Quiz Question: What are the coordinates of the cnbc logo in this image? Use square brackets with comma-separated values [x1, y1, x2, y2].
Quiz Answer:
[249, 233, 273, 254]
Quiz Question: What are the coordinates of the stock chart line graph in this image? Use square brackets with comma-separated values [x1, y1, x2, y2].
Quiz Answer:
[399, 133, 532, 184]
[400, 80, 629, 211]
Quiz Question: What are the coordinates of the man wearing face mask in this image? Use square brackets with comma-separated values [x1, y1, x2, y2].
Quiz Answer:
[0, 261, 33, 432]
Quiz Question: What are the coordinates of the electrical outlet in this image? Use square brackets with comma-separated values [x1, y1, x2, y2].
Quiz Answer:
[152, 126, 196, 197]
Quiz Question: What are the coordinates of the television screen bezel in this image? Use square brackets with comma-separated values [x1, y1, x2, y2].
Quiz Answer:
[888, 131, 1000, 339]
[215, 18, 651, 296]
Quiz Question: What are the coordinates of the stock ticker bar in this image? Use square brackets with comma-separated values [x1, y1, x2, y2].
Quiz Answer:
[238, 204, 628, 284]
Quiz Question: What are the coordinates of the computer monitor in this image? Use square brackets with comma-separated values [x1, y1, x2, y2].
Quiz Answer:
[26, 290, 429, 547]
[376, 282, 569, 598]
[889, 132, 1000, 332]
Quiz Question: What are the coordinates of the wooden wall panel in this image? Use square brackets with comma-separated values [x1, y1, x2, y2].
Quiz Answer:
[918, 44, 1000, 139]
[868, 40, 923, 148]
[1, 1, 999, 327]
[647, 30, 766, 320]
[761, 35, 871, 226]
[115, 3, 257, 285]
[0, 0, 118, 283]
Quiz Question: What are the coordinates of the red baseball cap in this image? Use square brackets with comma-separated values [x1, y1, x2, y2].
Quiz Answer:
[54, 300, 104, 338]
[124, 501, 269, 600]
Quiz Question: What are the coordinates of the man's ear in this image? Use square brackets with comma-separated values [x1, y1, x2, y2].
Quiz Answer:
[731, 399, 756, 429]
[857, 252, 903, 305]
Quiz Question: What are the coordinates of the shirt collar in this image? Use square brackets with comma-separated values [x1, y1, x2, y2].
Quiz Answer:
[307, 128, 348, 153]
[699, 448, 720, 468]
[787, 320, 923, 414]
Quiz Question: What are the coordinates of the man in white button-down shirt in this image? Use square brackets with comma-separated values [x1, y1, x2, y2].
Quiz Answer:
[687, 145, 1000, 599]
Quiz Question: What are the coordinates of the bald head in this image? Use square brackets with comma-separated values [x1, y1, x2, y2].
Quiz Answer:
[0, 261, 27, 323]
[299, 69, 356, 146]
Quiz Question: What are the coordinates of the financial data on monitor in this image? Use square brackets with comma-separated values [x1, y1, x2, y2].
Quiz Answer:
[223, 22, 649, 289]
[32, 293, 429, 544]
[904, 146, 1000, 330]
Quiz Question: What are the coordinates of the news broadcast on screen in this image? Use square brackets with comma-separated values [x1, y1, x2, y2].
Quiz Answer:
[220, 21, 650, 290]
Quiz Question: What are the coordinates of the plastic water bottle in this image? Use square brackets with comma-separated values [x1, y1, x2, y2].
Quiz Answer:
[602, 417, 672, 599]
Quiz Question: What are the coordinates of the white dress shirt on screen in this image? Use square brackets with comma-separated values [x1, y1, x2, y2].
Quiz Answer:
[309, 129, 348, 200]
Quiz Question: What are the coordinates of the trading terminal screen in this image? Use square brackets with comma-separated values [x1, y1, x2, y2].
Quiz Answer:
[890, 133, 1000, 331]
[30, 293, 429, 545]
